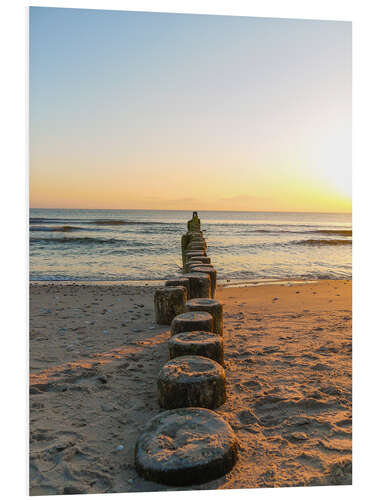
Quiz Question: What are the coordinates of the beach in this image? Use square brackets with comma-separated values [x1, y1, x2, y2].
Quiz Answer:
[29, 279, 352, 495]
[28, 8, 353, 496]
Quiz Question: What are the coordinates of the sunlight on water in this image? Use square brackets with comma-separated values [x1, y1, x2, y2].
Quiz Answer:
[29, 209, 351, 282]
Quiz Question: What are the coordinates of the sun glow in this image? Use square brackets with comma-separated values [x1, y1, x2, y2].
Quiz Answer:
[29, 8, 351, 213]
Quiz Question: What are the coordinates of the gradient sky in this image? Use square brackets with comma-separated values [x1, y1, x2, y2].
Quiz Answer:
[29, 7, 351, 212]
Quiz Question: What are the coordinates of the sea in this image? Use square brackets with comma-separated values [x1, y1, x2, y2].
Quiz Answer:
[29, 209, 352, 284]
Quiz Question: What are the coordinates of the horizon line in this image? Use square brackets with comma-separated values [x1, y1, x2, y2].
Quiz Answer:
[29, 207, 352, 215]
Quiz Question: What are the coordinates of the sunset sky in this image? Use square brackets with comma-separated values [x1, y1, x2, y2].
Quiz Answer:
[29, 7, 351, 212]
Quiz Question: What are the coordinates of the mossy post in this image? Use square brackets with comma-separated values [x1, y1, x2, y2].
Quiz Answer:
[134, 408, 238, 486]
[190, 265, 217, 298]
[187, 211, 201, 232]
[157, 355, 226, 409]
[169, 331, 224, 365]
[185, 298, 223, 336]
[181, 233, 189, 265]
[170, 311, 213, 337]
[183, 251, 206, 272]
[186, 261, 204, 272]
[137, 212, 239, 488]
[190, 233, 204, 242]
[182, 231, 206, 268]
[187, 241, 207, 252]
[165, 277, 191, 299]
[189, 255, 211, 265]
[182, 272, 211, 298]
[185, 250, 206, 259]
[181, 232, 200, 266]
[154, 286, 187, 325]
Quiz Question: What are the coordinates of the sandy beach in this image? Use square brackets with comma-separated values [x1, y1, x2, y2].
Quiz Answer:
[29, 279, 352, 495]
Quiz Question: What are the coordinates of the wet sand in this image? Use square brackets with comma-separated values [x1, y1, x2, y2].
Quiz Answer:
[29, 279, 352, 495]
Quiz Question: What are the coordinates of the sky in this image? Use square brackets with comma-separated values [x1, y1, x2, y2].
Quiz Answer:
[29, 7, 351, 212]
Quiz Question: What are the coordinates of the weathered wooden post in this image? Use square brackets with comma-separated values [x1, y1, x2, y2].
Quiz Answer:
[165, 277, 191, 299]
[134, 408, 238, 486]
[170, 311, 213, 337]
[157, 355, 226, 409]
[190, 265, 217, 298]
[189, 255, 211, 265]
[154, 286, 187, 325]
[168, 331, 224, 365]
[183, 251, 207, 271]
[185, 250, 207, 259]
[184, 298, 223, 335]
[187, 211, 201, 232]
[182, 234, 206, 268]
[186, 261, 204, 272]
[181, 233, 190, 263]
[187, 241, 207, 251]
[139, 212, 240, 489]
[182, 272, 211, 298]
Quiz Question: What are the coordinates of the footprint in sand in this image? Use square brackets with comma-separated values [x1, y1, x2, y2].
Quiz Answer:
[311, 363, 331, 371]
[335, 418, 352, 428]
[296, 452, 324, 471]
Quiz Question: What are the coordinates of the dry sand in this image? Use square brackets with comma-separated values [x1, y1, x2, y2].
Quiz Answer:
[29, 279, 352, 495]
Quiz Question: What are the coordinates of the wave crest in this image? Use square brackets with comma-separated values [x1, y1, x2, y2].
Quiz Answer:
[29, 237, 149, 246]
[295, 239, 352, 246]
[30, 225, 85, 232]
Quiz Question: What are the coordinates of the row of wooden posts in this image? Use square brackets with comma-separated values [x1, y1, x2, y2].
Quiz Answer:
[134, 212, 238, 486]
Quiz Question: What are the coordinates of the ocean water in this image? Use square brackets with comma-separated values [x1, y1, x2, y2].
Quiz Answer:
[29, 209, 352, 283]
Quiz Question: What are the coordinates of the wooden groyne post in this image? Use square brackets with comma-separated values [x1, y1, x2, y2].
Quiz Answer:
[135, 212, 238, 486]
